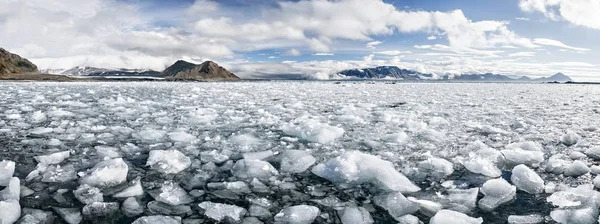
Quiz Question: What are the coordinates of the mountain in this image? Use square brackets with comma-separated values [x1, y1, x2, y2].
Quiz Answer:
[338, 66, 433, 80]
[535, 73, 574, 82]
[53, 66, 161, 77]
[161, 60, 240, 80]
[0, 48, 38, 74]
[447, 73, 514, 81]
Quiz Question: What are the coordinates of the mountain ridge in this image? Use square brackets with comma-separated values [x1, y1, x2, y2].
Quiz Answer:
[0, 48, 39, 75]
[161, 60, 240, 81]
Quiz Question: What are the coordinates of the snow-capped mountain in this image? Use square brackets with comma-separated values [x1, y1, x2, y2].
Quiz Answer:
[338, 66, 433, 80]
[43, 66, 161, 77]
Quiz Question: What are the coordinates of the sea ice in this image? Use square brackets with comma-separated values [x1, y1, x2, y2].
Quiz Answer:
[478, 178, 516, 211]
[80, 158, 128, 188]
[445, 188, 479, 213]
[501, 148, 544, 167]
[122, 197, 144, 217]
[147, 150, 191, 174]
[34, 151, 70, 165]
[133, 129, 166, 142]
[560, 130, 581, 146]
[0, 200, 21, 224]
[149, 181, 193, 206]
[0, 160, 16, 186]
[199, 202, 247, 223]
[507, 214, 544, 224]
[407, 197, 442, 217]
[511, 164, 545, 194]
[232, 159, 279, 181]
[113, 178, 144, 198]
[168, 131, 197, 142]
[282, 118, 344, 144]
[311, 151, 420, 193]
[584, 147, 600, 159]
[42, 164, 77, 183]
[563, 160, 590, 177]
[73, 184, 103, 204]
[132, 216, 182, 224]
[279, 150, 317, 173]
[338, 205, 374, 224]
[550, 207, 598, 224]
[274, 205, 320, 224]
[430, 210, 483, 224]
[82, 202, 119, 217]
[0, 177, 19, 201]
[53, 207, 82, 224]
[417, 157, 454, 178]
[373, 192, 419, 220]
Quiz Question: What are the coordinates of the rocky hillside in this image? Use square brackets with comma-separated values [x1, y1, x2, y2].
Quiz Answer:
[0, 48, 38, 74]
[162, 60, 239, 81]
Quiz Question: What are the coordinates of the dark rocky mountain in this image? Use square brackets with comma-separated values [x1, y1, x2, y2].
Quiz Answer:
[161, 60, 240, 80]
[338, 66, 433, 80]
[535, 73, 574, 82]
[55, 66, 161, 77]
[0, 48, 38, 74]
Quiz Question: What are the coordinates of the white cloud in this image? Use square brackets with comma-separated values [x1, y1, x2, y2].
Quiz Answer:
[509, 52, 536, 57]
[427, 36, 437, 40]
[515, 17, 531, 21]
[314, 53, 334, 56]
[519, 0, 600, 29]
[366, 41, 383, 49]
[533, 38, 590, 51]
[284, 48, 302, 56]
[374, 50, 412, 56]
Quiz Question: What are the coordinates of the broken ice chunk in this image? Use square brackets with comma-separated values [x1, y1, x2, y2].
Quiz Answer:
[560, 130, 581, 146]
[82, 202, 119, 218]
[168, 131, 197, 142]
[132, 216, 182, 224]
[478, 178, 516, 211]
[80, 158, 128, 188]
[122, 197, 144, 217]
[280, 150, 317, 174]
[42, 164, 78, 183]
[563, 160, 590, 177]
[430, 210, 483, 224]
[53, 207, 82, 224]
[0, 200, 21, 224]
[501, 148, 544, 168]
[113, 178, 144, 198]
[507, 214, 544, 224]
[232, 159, 279, 181]
[73, 184, 103, 205]
[147, 150, 191, 174]
[444, 188, 479, 213]
[133, 129, 166, 143]
[0, 177, 20, 201]
[34, 151, 70, 165]
[282, 118, 344, 144]
[149, 181, 193, 206]
[584, 147, 600, 159]
[199, 202, 247, 223]
[407, 197, 442, 217]
[0, 160, 16, 186]
[417, 157, 454, 178]
[511, 164, 544, 194]
[462, 158, 502, 177]
[373, 192, 418, 220]
[274, 205, 320, 224]
[339, 205, 374, 224]
[550, 207, 597, 224]
[311, 151, 420, 193]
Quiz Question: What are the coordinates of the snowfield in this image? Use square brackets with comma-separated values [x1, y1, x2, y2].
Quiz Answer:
[0, 81, 599, 223]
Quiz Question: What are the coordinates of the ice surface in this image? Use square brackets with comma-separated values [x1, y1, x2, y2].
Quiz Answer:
[563, 160, 590, 177]
[199, 202, 247, 222]
[443, 188, 480, 213]
[167, 131, 197, 142]
[82, 202, 119, 217]
[113, 178, 144, 198]
[279, 150, 317, 173]
[149, 181, 193, 206]
[417, 157, 454, 178]
[232, 159, 279, 181]
[282, 118, 344, 144]
[80, 158, 128, 188]
[338, 205, 374, 224]
[430, 210, 483, 224]
[0, 177, 20, 201]
[34, 151, 70, 165]
[560, 130, 581, 146]
[147, 150, 191, 174]
[41, 164, 77, 183]
[53, 207, 82, 224]
[478, 178, 516, 211]
[511, 164, 544, 194]
[73, 184, 103, 204]
[507, 214, 544, 224]
[407, 197, 442, 217]
[122, 197, 144, 217]
[584, 147, 600, 159]
[0, 160, 16, 186]
[311, 151, 420, 193]
[501, 148, 544, 168]
[132, 216, 181, 224]
[0, 200, 21, 224]
[373, 192, 418, 220]
[274, 205, 320, 224]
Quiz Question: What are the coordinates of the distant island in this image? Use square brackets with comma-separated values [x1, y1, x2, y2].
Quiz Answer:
[0, 47, 576, 82]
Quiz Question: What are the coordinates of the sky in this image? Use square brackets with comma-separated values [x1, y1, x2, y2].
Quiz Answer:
[1, 0, 600, 81]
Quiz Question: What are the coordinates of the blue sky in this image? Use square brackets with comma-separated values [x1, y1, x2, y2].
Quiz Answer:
[2, 0, 600, 80]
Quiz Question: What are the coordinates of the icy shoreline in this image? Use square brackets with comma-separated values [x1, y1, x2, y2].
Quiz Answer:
[1, 81, 599, 223]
